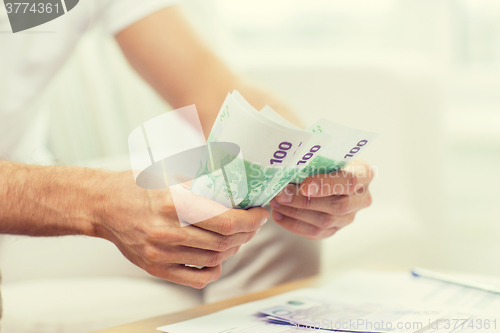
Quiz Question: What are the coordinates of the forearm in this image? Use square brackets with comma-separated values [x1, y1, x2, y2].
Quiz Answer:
[151, 58, 305, 134]
[168, 71, 305, 133]
[116, 6, 303, 135]
[159, 54, 305, 131]
[0, 160, 106, 237]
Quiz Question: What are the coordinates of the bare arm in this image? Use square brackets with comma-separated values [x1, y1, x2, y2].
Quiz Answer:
[115, 6, 303, 134]
[0, 161, 101, 237]
[0, 160, 267, 288]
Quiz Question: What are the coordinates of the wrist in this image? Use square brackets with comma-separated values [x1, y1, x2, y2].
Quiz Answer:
[85, 169, 124, 239]
[87, 169, 149, 241]
[57, 166, 113, 238]
[0, 162, 113, 237]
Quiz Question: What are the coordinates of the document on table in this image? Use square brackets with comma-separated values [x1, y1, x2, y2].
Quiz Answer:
[259, 296, 444, 333]
[158, 289, 329, 333]
[157, 288, 444, 333]
[157, 271, 500, 333]
[321, 270, 500, 315]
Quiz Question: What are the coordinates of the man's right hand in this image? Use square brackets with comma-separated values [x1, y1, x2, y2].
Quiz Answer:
[94, 170, 269, 289]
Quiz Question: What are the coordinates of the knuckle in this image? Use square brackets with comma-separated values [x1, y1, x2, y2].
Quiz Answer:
[245, 231, 257, 244]
[191, 269, 222, 289]
[213, 267, 222, 281]
[249, 214, 263, 231]
[145, 264, 163, 278]
[354, 183, 366, 194]
[191, 282, 206, 289]
[191, 277, 210, 289]
[170, 229, 188, 244]
[287, 219, 302, 234]
[335, 197, 350, 215]
[286, 206, 300, 219]
[348, 174, 359, 193]
[310, 226, 323, 237]
[205, 252, 223, 267]
[156, 195, 176, 215]
[215, 236, 232, 252]
[146, 227, 163, 241]
[144, 246, 161, 264]
[302, 196, 313, 209]
[320, 214, 335, 229]
[147, 226, 170, 242]
[218, 216, 236, 235]
[231, 245, 241, 254]
[308, 226, 323, 238]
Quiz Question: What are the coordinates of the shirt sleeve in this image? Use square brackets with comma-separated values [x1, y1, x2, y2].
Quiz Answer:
[100, 0, 180, 35]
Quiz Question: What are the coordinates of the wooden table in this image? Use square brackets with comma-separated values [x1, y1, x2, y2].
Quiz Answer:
[91, 276, 323, 333]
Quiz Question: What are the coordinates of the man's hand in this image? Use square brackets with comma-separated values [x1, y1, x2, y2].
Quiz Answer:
[95, 171, 269, 289]
[270, 159, 374, 240]
[0, 161, 267, 290]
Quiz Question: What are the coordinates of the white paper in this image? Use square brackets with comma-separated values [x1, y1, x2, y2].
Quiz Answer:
[157, 271, 500, 333]
[158, 289, 443, 333]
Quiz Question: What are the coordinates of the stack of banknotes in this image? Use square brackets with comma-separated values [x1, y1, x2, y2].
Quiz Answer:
[190, 91, 378, 209]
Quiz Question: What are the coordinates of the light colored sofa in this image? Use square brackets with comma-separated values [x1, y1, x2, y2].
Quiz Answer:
[0, 28, 444, 332]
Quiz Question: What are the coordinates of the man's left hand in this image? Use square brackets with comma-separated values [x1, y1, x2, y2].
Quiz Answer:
[270, 158, 374, 240]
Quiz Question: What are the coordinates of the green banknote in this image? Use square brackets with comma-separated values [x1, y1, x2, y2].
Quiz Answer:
[190, 91, 378, 209]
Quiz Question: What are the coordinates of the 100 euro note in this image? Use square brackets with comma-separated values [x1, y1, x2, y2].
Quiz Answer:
[190, 91, 378, 209]
[190, 92, 314, 209]
[290, 120, 378, 184]
[253, 107, 378, 206]
[230, 92, 335, 207]
[252, 107, 334, 206]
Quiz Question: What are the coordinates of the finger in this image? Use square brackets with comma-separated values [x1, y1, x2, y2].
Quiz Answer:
[172, 226, 258, 252]
[299, 158, 374, 197]
[272, 212, 340, 240]
[169, 184, 230, 225]
[153, 264, 222, 289]
[271, 199, 357, 229]
[194, 207, 269, 235]
[275, 186, 372, 215]
[156, 245, 240, 268]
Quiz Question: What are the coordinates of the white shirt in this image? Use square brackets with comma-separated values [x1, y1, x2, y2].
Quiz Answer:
[0, 0, 178, 163]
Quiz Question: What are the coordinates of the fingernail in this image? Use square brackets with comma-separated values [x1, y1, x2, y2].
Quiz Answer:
[274, 212, 283, 221]
[261, 216, 269, 225]
[270, 198, 280, 208]
[307, 181, 320, 196]
[278, 190, 293, 204]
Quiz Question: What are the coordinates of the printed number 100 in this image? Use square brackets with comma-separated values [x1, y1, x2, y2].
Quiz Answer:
[270, 142, 292, 164]
[344, 140, 368, 158]
[297, 145, 321, 165]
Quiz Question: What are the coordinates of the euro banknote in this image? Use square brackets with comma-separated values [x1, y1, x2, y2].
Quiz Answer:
[190, 91, 378, 209]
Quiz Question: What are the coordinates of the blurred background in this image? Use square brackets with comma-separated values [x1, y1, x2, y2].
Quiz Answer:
[1, 0, 500, 332]
[41, 0, 500, 274]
